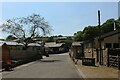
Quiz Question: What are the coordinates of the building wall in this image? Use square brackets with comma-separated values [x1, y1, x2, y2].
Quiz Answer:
[104, 34, 119, 43]
[102, 48, 108, 66]
[10, 50, 40, 60]
[84, 32, 120, 66]
[2, 44, 10, 61]
[84, 41, 95, 58]
[84, 48, 93, 58]
[7, 45, 42, 60]
[84, 47, 108, 65]
[103, 33, 120, 49]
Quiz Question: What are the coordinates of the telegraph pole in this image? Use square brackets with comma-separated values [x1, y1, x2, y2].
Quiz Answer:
[98, 10, 102, 65]
[98, 10, 100, 31]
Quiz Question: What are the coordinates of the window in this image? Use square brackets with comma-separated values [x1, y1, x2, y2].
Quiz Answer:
[106, 43, 112, 48]
[113, 43, 119, 48]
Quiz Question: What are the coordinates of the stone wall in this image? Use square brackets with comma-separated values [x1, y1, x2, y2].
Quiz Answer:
[84, 48, 109, 66]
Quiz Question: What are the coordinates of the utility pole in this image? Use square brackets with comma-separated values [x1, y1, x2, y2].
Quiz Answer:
[98, 10, 102, 65]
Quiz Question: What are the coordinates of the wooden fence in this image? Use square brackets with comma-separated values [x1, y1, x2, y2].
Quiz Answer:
[108, 48, 120, 70]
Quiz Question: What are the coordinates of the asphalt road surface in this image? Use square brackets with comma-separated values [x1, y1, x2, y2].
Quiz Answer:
[2, 53, 81, 78]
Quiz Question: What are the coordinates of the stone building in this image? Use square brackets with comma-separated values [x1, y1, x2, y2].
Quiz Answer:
[84, 30, 120, 69]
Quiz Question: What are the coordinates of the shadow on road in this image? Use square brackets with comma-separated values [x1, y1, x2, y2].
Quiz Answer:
[38, 60, 62, 63]
[2, 69, 14, 72]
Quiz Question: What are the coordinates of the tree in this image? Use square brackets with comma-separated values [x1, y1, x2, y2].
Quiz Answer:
[0, 14, 52, 49]
[101, 18, 115, 34]
[73, 18, 119, 42]
[58, 35, 63, 37]
[74, 31, 83, 41]
[74, 25, 99, 41]
[82, 26, 98, 40]
[115, 18, 120, 30]
[6, 35, 17, 41]
[46, 36, 54, 42]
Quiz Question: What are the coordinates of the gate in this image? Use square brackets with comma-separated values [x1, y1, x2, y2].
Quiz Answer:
[108, 48, 120, 70]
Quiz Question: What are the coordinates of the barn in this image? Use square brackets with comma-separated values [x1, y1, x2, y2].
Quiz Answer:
[0, 42, 11, 68]
[0, 43, 10, 61]
[84, 30, 120, 69]
[4, 42, 42, 60]
[45, 42, 65, 54]
[1, 41, 43, 68]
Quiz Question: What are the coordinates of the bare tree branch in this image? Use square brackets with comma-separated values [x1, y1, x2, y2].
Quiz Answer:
[0, 14, 52, 48]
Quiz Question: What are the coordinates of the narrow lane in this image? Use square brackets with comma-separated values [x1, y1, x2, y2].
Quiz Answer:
[2, 53, 81, 78]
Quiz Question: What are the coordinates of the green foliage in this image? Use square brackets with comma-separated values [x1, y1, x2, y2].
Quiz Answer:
[74, 31, 83, 41]
[101, 18, 115, 34]
[46, 36, 54, 42]
[115, 18, 120, 30]
[74, 18, 120, 41]
[0, 39, 5, 41]
[74, 26, 98, 41]
[58, 35, 63, 37]
[82, 26, 98, 40]
[61, 37, 73, 50]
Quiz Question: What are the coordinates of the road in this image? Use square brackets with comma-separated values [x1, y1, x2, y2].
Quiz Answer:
[2, 53, 82, 79]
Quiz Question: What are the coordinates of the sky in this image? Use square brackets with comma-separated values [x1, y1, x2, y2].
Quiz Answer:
[0, 1, 119, 39]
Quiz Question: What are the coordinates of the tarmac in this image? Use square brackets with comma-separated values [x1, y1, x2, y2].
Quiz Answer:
[75, 60, 119, 79]
[1, 53, 120, 80]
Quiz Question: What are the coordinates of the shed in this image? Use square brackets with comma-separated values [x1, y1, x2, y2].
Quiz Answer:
[28, 43, 42, 51]
[28, 43, 41, 47]
[45, 42, 64, 53]
[70, 42, 84, 59]
[83, 30, 120, 68]
[0, 43, 10, 62]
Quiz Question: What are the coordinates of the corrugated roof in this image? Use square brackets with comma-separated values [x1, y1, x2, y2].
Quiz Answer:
[45, 42, 64, 48]
[28, 43, 41, 46]
[0, 42, 4, 46]
[0, 41, 42, 47]
[5, 41, 23, 46]
[72, 42, 83, 46]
